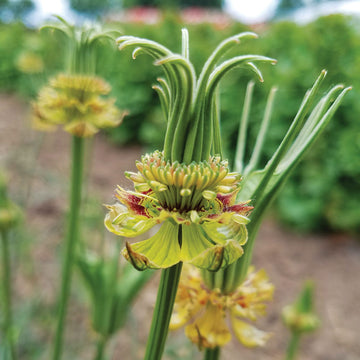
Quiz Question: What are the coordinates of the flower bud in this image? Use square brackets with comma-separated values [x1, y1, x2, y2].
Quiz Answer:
[282, 281, 320, 334]
[0, 173, 22, 231]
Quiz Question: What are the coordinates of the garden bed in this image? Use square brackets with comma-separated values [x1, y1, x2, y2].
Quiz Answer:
[1, 93, 359, 359]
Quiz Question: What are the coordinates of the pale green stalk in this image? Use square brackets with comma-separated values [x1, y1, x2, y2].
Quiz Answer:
[143, 261, 183, 360]
[235, 80, 254, 173]
[244, 86, 278, 175]
[53, 136, 85, 360]
[285, 332, 300, 360]
[94, 336, 108, 360]
[1, 230, 17, 360]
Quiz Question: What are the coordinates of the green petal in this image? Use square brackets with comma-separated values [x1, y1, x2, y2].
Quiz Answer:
[181, 224, 216, 261]
[122, 222, 181, 270]
[181, 224, 244, 271]
[104, 203, 157, 237]
[202, 218, 248, 246]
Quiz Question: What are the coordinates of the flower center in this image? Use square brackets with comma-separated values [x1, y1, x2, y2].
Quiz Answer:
[126, 151, 242, 214]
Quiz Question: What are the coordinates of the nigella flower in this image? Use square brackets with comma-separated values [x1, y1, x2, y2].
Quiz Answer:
[32, 73, 127, 137]
[170, 265, 274, 349]
[105, 31, 275, 271]
[105, 151, 253, 271]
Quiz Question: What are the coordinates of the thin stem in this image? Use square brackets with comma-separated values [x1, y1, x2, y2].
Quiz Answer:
[94, 336, 108, 360]
[235, 81, 254, 173]
[1, 230, 17, 360]
[143, 255, 183, 360]
[244, 86, 277, 176]
[285, 332, 300, 360]
[212, 89, 222, 157]
[52, 135, 85, 360]
[204, 347, 220, 360]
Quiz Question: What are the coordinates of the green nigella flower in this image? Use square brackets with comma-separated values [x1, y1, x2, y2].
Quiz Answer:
[105, 30, 275, 271]
[105, 151, 253, 271]
[32, 73, 126, 137]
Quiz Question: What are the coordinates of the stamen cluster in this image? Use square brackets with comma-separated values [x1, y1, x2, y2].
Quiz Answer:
[126, 150, 242, 214]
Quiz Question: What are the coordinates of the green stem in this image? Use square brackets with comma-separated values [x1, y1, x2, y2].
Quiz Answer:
[1, 230, 17, 360]
[53, 136, 85, 360]
[234, 80, 254, 173]
[143, 261, 183, 360]
[285, 332, 300, 360]
[233, 217, 261, 287]
[204, 347, 220, 360]
[94, 336, 108, 360]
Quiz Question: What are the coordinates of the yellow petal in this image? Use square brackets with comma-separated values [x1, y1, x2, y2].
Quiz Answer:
[185, 304, 231, 349]
[170, 298, 201, 330]
[64, 121, 98, 137]
[231, 317, 271, 348]
[122, 222, 181, 270]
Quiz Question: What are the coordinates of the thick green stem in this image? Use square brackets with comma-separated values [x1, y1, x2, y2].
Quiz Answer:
[143, 260, 183, 360]
[1, 230, 17, 360]
[53, 136, 85, 360]
[204, 347, 220, 360]
[285, 332, 300, 360]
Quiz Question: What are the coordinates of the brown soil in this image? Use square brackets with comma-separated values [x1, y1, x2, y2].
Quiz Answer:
[1, 93, 359, 360]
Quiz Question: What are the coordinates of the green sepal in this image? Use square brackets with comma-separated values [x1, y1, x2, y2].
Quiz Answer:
[123, 222, 181, 270]
[202, 219, 248, 246]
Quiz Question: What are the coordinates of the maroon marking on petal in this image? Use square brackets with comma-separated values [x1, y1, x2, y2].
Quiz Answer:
[117, 192, 149, 217]
[207, 214, 220, 219]
[129, 202, 148, 217]
[228, 204, 254, 214]
[217, 193, 237, 207]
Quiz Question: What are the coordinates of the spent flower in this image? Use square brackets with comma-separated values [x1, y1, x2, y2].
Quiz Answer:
[170, 265, 274, 349]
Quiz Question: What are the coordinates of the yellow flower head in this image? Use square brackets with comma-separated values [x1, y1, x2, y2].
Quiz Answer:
[32, 73, 127, 137]
[16, 51, 44, 74]
[105, 151, 253, 271]
[170, 265, 274, 349]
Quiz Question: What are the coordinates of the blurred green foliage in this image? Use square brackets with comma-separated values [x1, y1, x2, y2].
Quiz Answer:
[0, 14, 359, 234]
